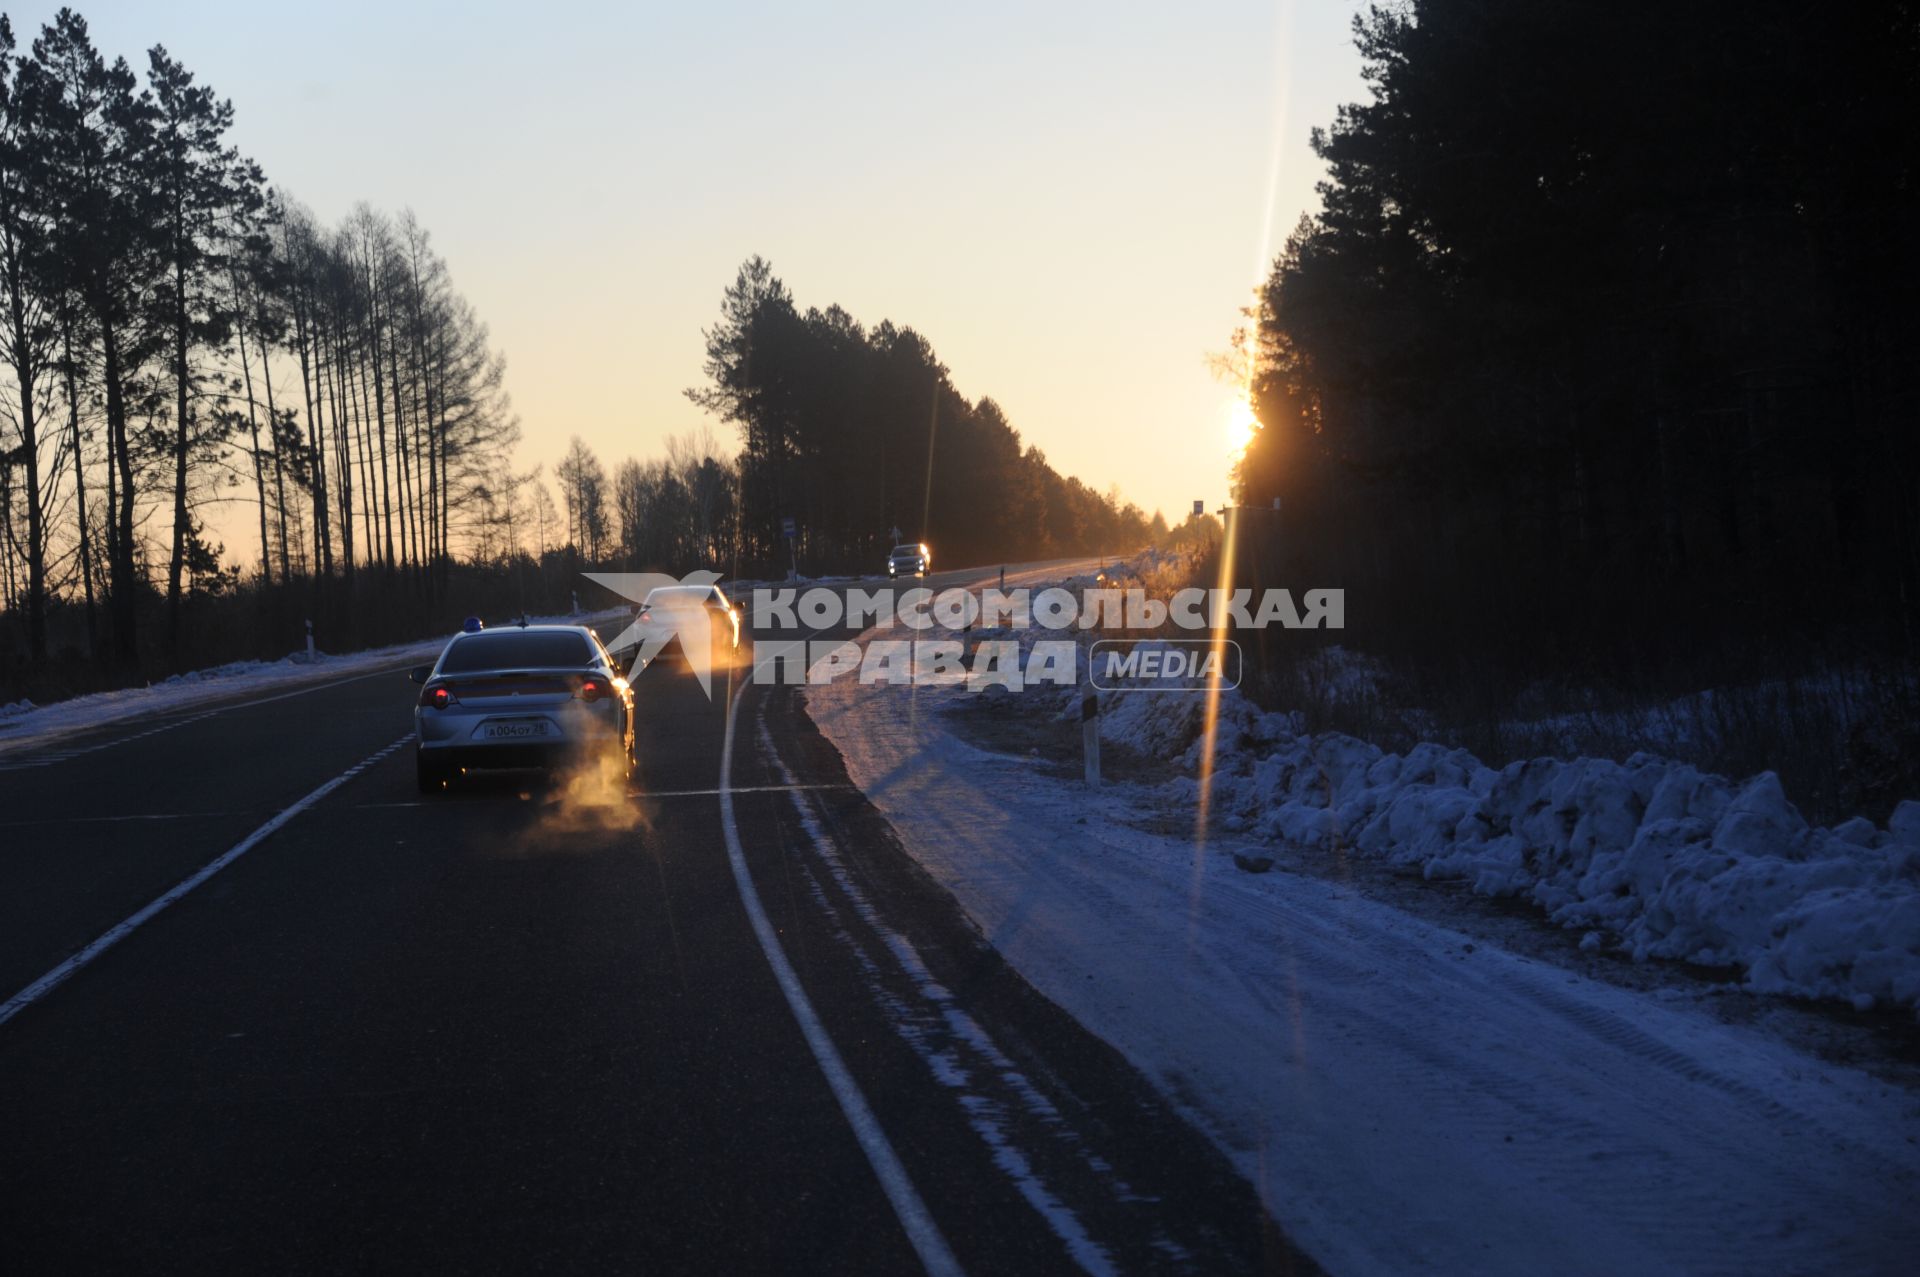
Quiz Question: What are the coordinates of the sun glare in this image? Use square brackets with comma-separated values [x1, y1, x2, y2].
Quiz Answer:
[1227, 397, 1258, 454]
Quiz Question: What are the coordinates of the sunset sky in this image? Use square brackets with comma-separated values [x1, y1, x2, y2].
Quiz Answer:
[43, 0, 1364, 536]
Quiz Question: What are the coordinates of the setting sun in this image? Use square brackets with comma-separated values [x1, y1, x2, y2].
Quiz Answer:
[1226, 397, 1259, 454]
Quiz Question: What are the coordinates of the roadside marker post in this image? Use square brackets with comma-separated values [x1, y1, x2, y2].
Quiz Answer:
[1081, 685, 1101, 788]
[304, 619, 315, 662]
[1081, 640, 1101, 789]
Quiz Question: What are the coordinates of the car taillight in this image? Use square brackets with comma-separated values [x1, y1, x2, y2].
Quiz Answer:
[421, 685, 456, 709]
[578, 678, 605, 703]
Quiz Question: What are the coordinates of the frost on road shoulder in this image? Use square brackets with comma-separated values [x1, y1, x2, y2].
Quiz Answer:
[802, 565, 1920, 1276]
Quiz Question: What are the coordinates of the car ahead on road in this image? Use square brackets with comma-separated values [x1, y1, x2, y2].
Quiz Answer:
[410, 624, 635, 792]
[887, 542, 931, 578]
[625, 584, 741, 673]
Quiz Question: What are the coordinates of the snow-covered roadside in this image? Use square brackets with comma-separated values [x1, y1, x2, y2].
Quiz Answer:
[849, 550, 1920, 1018]
[0, 608, 630, 757]
[1101, 657, 1920, 1016]
[802, 592, 1920, 1273]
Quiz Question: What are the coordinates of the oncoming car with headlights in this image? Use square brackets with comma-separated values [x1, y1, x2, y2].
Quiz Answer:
[410, 624, 635, 792]
[887, 542, 931, 577]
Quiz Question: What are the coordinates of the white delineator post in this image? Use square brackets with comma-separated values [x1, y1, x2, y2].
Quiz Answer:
[1081, 675, 1101, 789]
[304, 618, 315, 662]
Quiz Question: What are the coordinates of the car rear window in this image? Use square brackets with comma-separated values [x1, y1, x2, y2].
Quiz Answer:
[645, 588, 714, 608]
[439, 632, 593, 673]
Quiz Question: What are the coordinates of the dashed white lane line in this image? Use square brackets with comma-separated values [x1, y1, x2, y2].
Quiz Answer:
[0, 735, 413, 1030]
[717, 667, 965, 1277]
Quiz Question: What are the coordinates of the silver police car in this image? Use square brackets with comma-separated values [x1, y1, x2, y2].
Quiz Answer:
[410, 623, 635, 792]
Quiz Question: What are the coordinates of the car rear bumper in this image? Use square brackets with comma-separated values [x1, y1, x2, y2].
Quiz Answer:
[418, 740, 597, 772]
[415, 701, 625, 767]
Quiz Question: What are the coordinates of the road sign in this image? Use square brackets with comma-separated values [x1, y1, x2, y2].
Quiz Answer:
[1192, 499, 1205, 516]
[781, 516, 796, 538]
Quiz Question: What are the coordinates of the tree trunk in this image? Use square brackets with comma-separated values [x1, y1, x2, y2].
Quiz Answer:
[63, 311, 97, 654]
[259, 324, 291, 582]
[234, 288, 272, 584]
[165, 255, 191, 656]
[102, 316, 139, 673]
[3, 280, 46, 662]
[365, 291, 397, 571]
[291, 292, 331, 575]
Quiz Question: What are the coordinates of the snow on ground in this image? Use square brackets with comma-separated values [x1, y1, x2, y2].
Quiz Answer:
[0, 608, 630, 757]
[1097, 650, 1920, 1016]
[802, 566, 1920, 1275]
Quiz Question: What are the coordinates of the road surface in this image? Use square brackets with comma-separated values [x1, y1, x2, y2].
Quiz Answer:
[0, 561, 1305, 1274]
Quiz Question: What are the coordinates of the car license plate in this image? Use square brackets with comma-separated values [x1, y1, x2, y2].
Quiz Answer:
[480, 720, 555, 740]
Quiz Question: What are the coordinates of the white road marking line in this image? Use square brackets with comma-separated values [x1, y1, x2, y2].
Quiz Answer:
[717, 664, 964, 1277]
[757, 718, 1119, 1276]
[0, 734, 413, 1030]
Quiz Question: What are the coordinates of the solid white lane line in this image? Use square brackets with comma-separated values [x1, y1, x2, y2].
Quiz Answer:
[717, 676, 964, 1277]
[0, 734, 413, 1029]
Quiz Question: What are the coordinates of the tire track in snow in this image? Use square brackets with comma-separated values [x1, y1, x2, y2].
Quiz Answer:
[758, 715, 1137, 1276]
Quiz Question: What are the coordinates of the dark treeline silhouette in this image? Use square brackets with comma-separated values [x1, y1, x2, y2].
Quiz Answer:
[688, 256, 1158, 575]
[1218, 0, 1920, 815]
[1232, 0, 1919, 736]
[0, 10, 518, 701]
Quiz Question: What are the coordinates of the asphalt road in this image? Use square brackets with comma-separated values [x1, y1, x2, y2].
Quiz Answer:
[0, 561, 1307, 1275]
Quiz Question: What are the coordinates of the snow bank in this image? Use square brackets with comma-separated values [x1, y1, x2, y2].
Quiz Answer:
[1100, 644, 1920, 1013]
